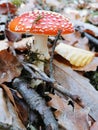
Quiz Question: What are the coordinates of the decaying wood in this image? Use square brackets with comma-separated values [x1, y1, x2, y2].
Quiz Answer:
[12, 78, 58, 130]
[53, 59, 98, 121]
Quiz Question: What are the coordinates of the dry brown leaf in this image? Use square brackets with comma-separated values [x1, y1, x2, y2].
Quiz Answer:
[90, 121, 98, 130]
[53, 59, 98, 121]
[63, 8, 89, 22]
[0, 37, 33, 51]
[6, 29, 22, 42]
[48, 94, 90, 130]
[0, 40, 9, 51]
[63, 8, 81, 21]
[13, 37, 34, 51]
[55, 43, 95, 67]
[6, 93, 26, 130]
[0, 87, 26, 129]
[0, 50, 22, 84]
[62, 31, 89, 50]
[0, 84, 21, 119]
[13, 93, 29, 125]
[88, 14, 98, 25]
[0, 88, 12, 128]
[0, 1, 17, 15]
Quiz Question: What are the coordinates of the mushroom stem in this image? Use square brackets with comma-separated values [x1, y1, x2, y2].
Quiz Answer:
[32, 35, 50, 71]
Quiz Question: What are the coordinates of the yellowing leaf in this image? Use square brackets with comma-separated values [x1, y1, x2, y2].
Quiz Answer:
[55, 43, 95, 67]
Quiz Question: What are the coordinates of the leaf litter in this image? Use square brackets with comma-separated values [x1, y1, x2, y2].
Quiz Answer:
[0, 0, 98, 130]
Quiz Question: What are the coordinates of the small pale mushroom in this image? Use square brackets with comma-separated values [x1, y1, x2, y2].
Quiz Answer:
[8, 10, 74, 71]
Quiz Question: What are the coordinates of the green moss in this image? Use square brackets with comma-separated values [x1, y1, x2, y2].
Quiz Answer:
[11, 0, 25, 7]
[84, 70, 98, 90]
[91, 11, 98, 16]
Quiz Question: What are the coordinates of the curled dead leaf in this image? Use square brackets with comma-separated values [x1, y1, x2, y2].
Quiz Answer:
[55, 43, 95, 67]
[72, 57, 98, 71]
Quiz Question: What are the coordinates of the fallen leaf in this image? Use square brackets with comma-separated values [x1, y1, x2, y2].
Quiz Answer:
[63, 8, 81, 21]
[46, 0, 61, 7]
[55, 43, 95, 67]
[53, 59, 98, 121]
[90, 121, 98, 130]
[6, 93, 26, 130]
[62, 31, 89, 50]
[17, 0, 35, 15]
[88, 12, 98, 25]
[72, 56, 98, 71]
[0, 1, 17, 14]
[0, 37, 33, 51]
[48, 94, 90, 130]
[13, 36, 34, 51]
[89, 3, 98, 11]
[6, 29, 22, 42]
[0, 88, 12, 128]
[0, 14, 8, 23]
[0, 84, 22, 120]
[63, 8, 89, 22]
[0, 50, 22, 84]
[12, 91, 29, 125]
[0, 40, 9, 51]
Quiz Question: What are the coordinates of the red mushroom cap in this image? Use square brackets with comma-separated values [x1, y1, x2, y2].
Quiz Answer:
[8, 10, 74, 35]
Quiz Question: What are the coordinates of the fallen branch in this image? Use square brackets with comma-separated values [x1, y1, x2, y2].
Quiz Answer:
[22, 62, 54, 83]
[75, 24, 98, 47]
[12, 78, 58, 130]
[22, 62, 82, 104]
[83, 32, 98, 47]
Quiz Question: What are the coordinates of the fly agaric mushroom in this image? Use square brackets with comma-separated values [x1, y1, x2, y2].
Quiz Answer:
[8, 10, 74, 70]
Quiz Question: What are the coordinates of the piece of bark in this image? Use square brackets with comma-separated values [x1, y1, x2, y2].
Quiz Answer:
[12, 78, 58, 130]
[53, 59, 98, 121]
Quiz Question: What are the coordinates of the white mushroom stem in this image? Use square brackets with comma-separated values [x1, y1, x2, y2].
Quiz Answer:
[31, 35, 50, 71]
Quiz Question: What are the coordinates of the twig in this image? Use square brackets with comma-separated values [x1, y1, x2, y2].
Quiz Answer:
[22, 62, 82, 105]
[53, 82, 84, 107]
[84, 32, 98, 47]
[75, 26, 98, 47]
[22, 62, 54, 83]
[12, 78, 58, 130]
[49, 30, 62, 79]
